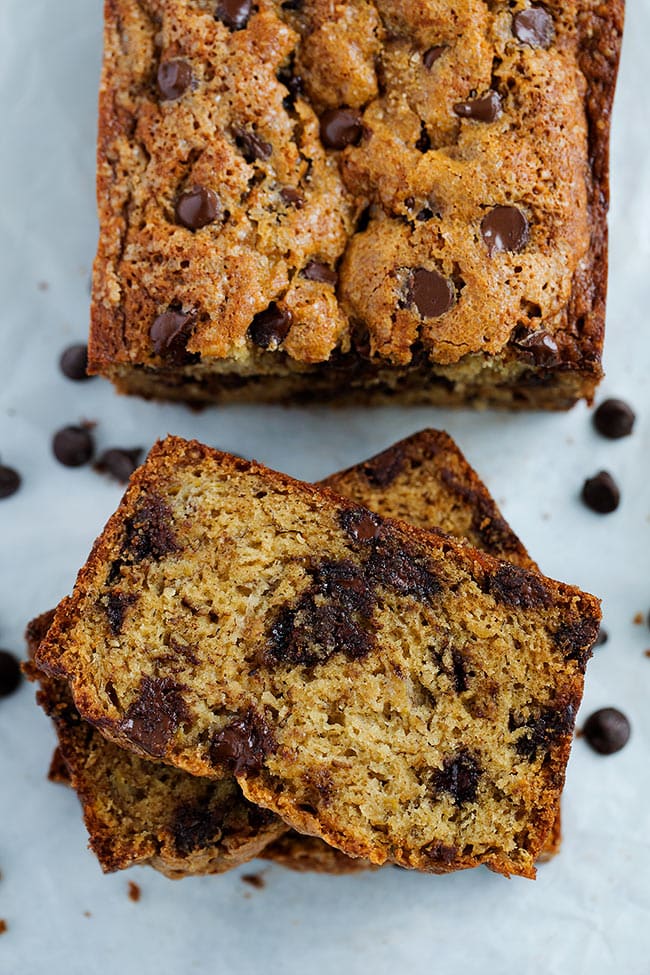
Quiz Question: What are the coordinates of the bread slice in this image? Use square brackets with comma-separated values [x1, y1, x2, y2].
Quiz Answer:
[35, 436, 598, 877]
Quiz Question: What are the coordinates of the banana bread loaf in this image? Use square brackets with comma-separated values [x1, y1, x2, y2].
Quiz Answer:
[35, 436, 599, 878]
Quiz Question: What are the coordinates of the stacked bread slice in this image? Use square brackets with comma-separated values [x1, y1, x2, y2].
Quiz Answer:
[29, 431, 598, 879]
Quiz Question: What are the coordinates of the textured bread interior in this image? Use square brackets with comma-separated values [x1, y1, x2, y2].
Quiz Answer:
[36, 438, 598, 878]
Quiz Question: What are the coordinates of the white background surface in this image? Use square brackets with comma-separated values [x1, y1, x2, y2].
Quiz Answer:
[0, 2, 648, 972]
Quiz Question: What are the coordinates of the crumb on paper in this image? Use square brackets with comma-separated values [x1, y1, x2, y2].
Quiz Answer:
[242, 873, 266, 890]
[0, 920, 7, 935]
[83, 911, 92, 918]
[127, 881, 141, 903]
[37, 281, 49, 291]
[644, 650, 650, 659]
[633, 612, 644, 625]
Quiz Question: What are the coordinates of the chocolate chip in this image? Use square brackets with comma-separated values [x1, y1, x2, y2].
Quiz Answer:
[453, 91, 502, 122]
[484, 563, 550, 609]
[0, 465, 21, 499]
[510, 325, 559, 365]
[581, 471, 620, 514]
[423, 46, 445, 69]
[512, 7, 554, 49]
[157, 59, 193, 101]
[247, 303, 292, 350]
[122, 495, 179, 563]
[172, 799, 228, 854]
[414, 124, 431, 153]
[267, 600, 374, 667]
[582, 707, 630, 755]
[120, 677, 188, 758]
[339, 507, 382, 543]
[512, 704, 575, 761]
[175, 186, 220, 230]
[216, 0, 252, 30]
[553, 617, 600, 669]
[313, 560, 374, 616]
[319, 109, 363, 150]
[150, 308, 196, 364]
[408, 267, 454, 318]
[52, 426, 94, 468]
[431, 750, 482, 805]
[301, 261, 338, 285]
[367, 540, 440, 602]
[210, 709, 276, 774]
[280, 187, 305, 208]
[362, 445, 405, 487]
[104, 591, 138, 636]
[481, 206, 529, 256]
[277, 64, 303, 107]
[59, 344, 90, 381]
[593, 399, 636, 440]
[95, 448, 144, 484]
[0, 650, 22, 697]
[231, 124, 272, 163]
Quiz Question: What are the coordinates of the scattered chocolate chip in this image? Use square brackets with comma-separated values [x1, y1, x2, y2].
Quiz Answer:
[510, 325, 559, 365]
[453, 91, 502, 122]
[485, 563, 550, 609]
[242, 873, 265, 889]
[481, 206, 529, 256]
[59, 344, 90, 381]
[339, 507, 382, 543]
[231, 124, 272, 163]
[594, 627, 608, 647]
[582, 707, 630, 755]
[120, 677, 188, 758]
[431, 750, 482, 805]
[408, 267, 454, 318]
[361, 444, 406, 487]
[94, 448, 144, 484]
[301, 261, 338, 285]
[210, 709, 276, 774]
[175, 186, 220, 230]
[581, 471, 620, 514]
[367, 540, 440, 602]
[319, 108, 363, 150]
[127, 882, 141, 902]
[414, 123, 431, 153]
[512, 7, 554, 49]
[104, 591, 138, 636]
[593, 399, 635, 440]
[280, 187, 305, 208]
[423, 46, 445, 69]
[0, 465, 21, 499]
[248, 303, 292, 350]
[0, 920, 7, 935]
[150, 308, 196, 364]
[157, 59, 193, 101]
[216, 0, 252, 30]
[0, 650, 22, 697]
[122, 495, 179, 563]
[52, 426, 94, 468]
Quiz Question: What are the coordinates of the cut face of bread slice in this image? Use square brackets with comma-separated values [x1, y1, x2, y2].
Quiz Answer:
[35, 436, 598, 878]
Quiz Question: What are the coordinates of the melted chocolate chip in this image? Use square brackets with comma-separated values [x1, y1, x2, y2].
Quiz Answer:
[0, 650, 22, 697]
[247, 303, 292, 350]
[59, 344, 91, 381]
[581, 471, 620, 514]
[301, 261, 338, 285]
[175, 186, 220, 230]
[122, 495, 180, 563]
[439, 470, 521, 557]
[554, 618, 600, 669]
[453, 91, 502, 122]
[450, 650, 469, 693]
[209, 709, 276, 774]
[481, 206, 529, 256]
[367, 540, 440, 602]
[157, 60, 193, 101]
[95, 448, 143, 484]
[313, 560, 374, 616]
[339, 507, 382, 543]
[362, 445, 405, 487]
[150, 308, 196, 364]
[484, 563, 550, 609]
[0, 465, 21, 499]
[422, 46, 445, 69]
[267, 600, 374, 667]
[408, 267, 454, 318]
[104, 591, 138, 636]
[120, 677, 188, 758]
[231, 124, 272, 163]
[582, 707, 630, 755]
[593, 399, 635, 440]
[216, 0, 252, 30]
[512, 7, 554, 49]
[52, 426, 94, 468]
[319, 109, 363, 150]
[512, 704, 575, 761]
[172, 799, 228, 854]
[414, 124, 431, 153]
[431, 750, 482, 805]
[280, 187, 305, 208]
[511, 325, 559, 365]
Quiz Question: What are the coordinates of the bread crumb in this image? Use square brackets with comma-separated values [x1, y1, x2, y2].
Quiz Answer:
[0, 920, 7, 935]
[127, 881, 141, 902]
[242, 873, 265, 890]
[633, 613, 644, 625]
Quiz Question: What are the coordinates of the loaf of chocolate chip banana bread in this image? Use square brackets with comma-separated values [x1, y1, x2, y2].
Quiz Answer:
[29, 431, 560, 876]
[35, 437, 598, 878]
[89, 0, 623, 409]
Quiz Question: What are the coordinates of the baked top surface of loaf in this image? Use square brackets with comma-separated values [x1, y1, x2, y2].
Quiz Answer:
[90, 0, 623, 400]
[36, 436, 599, 878]
[29, 431, 559, 876]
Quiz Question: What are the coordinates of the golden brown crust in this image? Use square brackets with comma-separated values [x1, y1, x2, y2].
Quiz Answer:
[35, 436, 599, 879]
[89, 1, 623, 408]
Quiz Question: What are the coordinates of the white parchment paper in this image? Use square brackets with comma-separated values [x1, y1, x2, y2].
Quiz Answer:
[0, 2, 648, 972]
